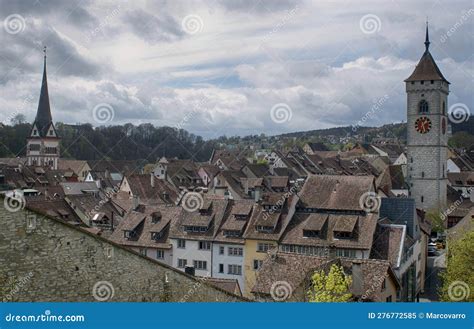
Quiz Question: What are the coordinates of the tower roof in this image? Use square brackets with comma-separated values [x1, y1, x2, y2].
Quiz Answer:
[405, 22, 450, 84]
[33, 47, 54, 137]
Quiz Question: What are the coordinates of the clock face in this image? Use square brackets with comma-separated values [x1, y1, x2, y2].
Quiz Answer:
[415, 117, 432, 134]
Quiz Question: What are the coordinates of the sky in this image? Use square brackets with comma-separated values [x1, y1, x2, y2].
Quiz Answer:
[0, 0, 472, 139]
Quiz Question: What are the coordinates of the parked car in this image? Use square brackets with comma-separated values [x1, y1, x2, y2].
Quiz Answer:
[428, 245, 437, 256]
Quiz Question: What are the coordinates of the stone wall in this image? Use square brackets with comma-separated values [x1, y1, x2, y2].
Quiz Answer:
[0, 200, 245, 302]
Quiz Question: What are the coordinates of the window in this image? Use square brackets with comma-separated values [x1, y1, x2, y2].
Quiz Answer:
[253, 259, 263, 270]
[156, 250, 164, 259]
[177, 239, 186, 249]
[199, 241, 211, 250]
[219, 264, 224, 273]
[219, 246, 224, 255]
[139, 248, 147, 256]
[419, 100, 429, 113]
[257, 242, 273, 252]
[228, 264, 242, 275]
[228, 247, 243, 256]
[421, 196, 424, 203]
[421, 171, 425, 178]
[303, 229, 320, 238]
[29, 144, 40, 151]
[335, 249, 356, 258]
[193, 260, 207, 270]
[381, 279, 386, 291]
[334, 231, 353, 239]
[442, 102, 446, 115]
[178, 259, 187, 268]
[386, 296, 392, 302]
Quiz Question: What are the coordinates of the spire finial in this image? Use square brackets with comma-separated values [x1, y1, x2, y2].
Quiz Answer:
[424, 20, 430, 52]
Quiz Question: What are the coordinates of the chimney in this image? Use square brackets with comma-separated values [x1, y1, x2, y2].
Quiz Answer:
[185, 266, 195, 276]
[151, 173, 155, 188]
[351, 260, 364, 297]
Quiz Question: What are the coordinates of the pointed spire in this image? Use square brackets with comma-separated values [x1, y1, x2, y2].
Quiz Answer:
[424, 21, 430, 52]
[33, 46, 53, 137]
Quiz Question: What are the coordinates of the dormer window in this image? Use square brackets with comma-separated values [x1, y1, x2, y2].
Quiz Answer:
[224, 230, 241, 237]
[151, 211, 162, 223]
[334, 231, 353, 239]
[151, 231, 163, 241]
[124, 230, 136, 240]
[256, 225, 273, 233]
[303, 229, 320, 238]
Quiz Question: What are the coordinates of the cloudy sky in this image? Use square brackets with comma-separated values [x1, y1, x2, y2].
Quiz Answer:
[0, 0, 472, 138]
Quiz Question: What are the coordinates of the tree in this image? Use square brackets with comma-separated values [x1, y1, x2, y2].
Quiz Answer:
[426, 208, 445, 234]
[307, 264, 352, 302]
[10, 113, 26, 125]
[439, 230, 474, 302]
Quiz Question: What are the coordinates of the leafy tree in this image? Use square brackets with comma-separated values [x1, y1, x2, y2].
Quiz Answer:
[10, 114, 26, 125]
[426, 208, 445, 234]
[307, 264, 352, 302]
[448, 131, 474, 149]
[439, 230, 474, 302]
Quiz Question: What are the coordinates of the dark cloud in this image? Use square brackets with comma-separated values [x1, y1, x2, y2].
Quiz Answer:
[0, 19, 105, 84]
[122, 9, 183, 44]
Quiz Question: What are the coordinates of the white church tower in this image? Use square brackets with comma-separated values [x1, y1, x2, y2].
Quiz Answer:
[405, 23, 449, 210]
[26, 47, 60, 169]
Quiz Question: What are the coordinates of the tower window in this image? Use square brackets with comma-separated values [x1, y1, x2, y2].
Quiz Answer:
[421, 171, 425, 178]
[421, 81, 424, 85]
[421, 196, 424, 203]
[411, 82, 414, 85]
[431, 80, 434, 84]
[442, 102, 446, 115]
[419, 100, 429, 114]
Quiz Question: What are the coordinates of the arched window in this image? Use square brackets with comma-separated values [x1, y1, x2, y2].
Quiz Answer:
[419, 100, 429, 113]
[442, 102, 446, 115]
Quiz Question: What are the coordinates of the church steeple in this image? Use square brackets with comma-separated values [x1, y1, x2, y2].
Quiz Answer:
[404, 22, 449, 84]
[26, 47, 60, 170]
[33, 46, 53, 137]
[424, 21, 430, 52]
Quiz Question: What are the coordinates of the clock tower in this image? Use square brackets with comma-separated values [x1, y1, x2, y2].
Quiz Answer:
[405, 23, 449, 211]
